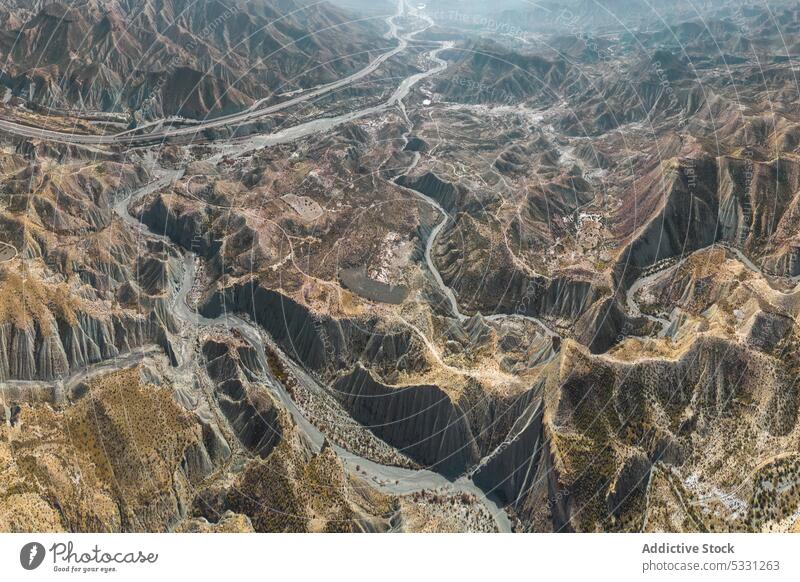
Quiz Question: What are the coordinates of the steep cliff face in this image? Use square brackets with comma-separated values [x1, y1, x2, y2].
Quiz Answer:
[614, 157, 721, 287]
[614, 154, 800, 288]
[761, 247, 800, 278]
[136, 193, 220, 259]
[396, 171, 465, 212]
[532, 276, 601, 321]
[472, 397, 544, 507]
[200, 281, 418, 378]
[575, 296, 635, 354]
[202, 338, 282, 459]
[0, 150, 182, 381]
[432, 210, 605, 322]
[333, 364, 480, 477]
[717, 156, 800, 253]
[0, 299, 173, 382]
[0, 236, 180, 382]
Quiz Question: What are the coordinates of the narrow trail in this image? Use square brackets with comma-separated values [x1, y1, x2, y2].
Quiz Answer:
[0, 241, 17, 263]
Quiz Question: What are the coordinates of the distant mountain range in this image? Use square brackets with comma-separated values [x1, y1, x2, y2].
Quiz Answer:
[425, 0, 795, 35]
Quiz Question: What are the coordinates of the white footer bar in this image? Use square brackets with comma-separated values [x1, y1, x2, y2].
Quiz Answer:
[1, 533, 797, 581]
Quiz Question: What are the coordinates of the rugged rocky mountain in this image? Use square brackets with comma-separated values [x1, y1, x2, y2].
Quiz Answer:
[0, 147, 177, 383]
[434, 40, 573, 106]
[0, 0, 389, 118]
